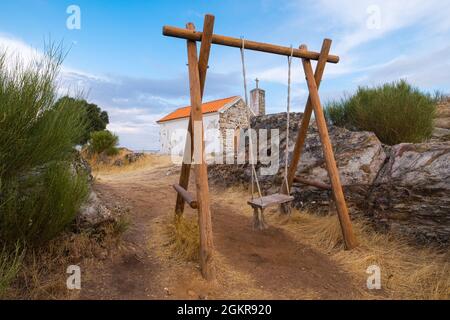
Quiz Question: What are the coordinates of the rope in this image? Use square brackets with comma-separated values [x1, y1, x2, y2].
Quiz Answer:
[283, 46, 294, 195]
[240, 38, 263, 201]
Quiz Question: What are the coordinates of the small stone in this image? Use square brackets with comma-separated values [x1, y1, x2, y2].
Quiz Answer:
[187, 290, 197, 297]
[97, 250, 108, 260]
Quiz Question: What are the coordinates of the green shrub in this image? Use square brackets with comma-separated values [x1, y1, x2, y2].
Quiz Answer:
[0, 48, 89, 247]
[325, 80, 437, 145]
[89, 130, 119, 156]
[0, 163, 88, 245]
[0, 52, 87, 179]
[55, 97, 109, 145]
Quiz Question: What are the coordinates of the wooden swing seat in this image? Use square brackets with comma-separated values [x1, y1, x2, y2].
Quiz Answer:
[247, 193, 294, 209]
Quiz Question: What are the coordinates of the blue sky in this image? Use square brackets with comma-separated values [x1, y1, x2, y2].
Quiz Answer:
[1, 0, 449, 150]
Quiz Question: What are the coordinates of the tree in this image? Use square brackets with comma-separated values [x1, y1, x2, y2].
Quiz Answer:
[55, 97, 109, 145]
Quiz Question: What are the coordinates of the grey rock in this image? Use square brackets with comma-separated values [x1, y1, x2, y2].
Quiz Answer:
[71, 151, 93, 182]
[369, 142, 450, 244]
[113, 159, 124, 167]
[434, 117, 450, 130]
[77, 190, 115, 226]
[434, 97, 450, 139]
[125, 152, 145, 164]
[432, 127, 450, 141]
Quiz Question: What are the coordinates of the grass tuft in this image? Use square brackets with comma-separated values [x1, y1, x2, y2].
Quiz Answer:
[0, 243, 24, 298]
[166, 215, 200, 262]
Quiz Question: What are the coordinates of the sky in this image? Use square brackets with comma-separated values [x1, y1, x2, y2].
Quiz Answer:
[0, 0, 449, 150]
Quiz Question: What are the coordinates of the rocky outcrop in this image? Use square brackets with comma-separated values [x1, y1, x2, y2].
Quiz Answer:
[209, 113, 386, 212]
[209, 112, 450, 244]
[113, 151, 145, 167]
[432, 97, 450, 141]
[369, 142, 450, 244]
[74, 151, 124, 227]
[125, 152, 145, 164]
[71, 150, 93, 181]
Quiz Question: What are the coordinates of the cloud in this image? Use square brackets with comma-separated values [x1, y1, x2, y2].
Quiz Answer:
[0, 33, 243, 150]
[241, 0, 450, 86]
[278, 0, 450, 94]
[356, 45, 450, 88]
[310, 0, 450, 54]
[106, 109, 164, 151]
[0, 32, 42, 64]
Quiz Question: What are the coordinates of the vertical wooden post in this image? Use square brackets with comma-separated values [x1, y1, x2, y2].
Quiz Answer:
[280, 40, 332, 199]
[301, 56, 358, 250]
[186, 22, 216, 280]
[175, 15, 215, 215]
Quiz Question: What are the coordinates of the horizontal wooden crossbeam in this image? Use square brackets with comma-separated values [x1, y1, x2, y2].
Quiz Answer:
[173, 184, 198, 209]
[293, 176, 331, 190]
[162, 26, 339, 63]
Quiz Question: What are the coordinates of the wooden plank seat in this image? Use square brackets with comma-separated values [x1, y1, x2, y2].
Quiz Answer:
[173, 184, 198, 209]
[248, 193, 294, 231]
[247, 193, 294, 209]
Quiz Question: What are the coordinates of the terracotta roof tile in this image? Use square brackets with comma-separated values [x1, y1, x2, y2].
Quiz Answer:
[157, 96, 240, 123]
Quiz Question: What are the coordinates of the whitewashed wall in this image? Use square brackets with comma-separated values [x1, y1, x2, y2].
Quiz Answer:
[159, 113, 221, 156]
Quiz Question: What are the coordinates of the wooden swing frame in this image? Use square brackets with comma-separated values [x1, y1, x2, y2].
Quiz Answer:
[163, 14, 358, 281]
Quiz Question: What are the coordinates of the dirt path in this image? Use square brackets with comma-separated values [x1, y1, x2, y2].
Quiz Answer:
[79, 164, 362, 300]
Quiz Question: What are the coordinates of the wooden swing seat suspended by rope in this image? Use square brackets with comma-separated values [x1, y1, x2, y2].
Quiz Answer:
[240, 38, 295, 229]
[247, 193, 294, 209]
[248, 193, 295, 230]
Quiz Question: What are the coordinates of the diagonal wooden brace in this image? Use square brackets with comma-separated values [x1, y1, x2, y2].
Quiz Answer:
[184, 19, 216, 281]
[175, 15, 215, 216]
[301, 56, 358, 250]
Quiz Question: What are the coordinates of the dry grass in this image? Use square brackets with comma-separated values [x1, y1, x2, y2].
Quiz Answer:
[212, 186, 449, 300]
[151, 213, 303, 300]
[92, 154, 172, 175]
[4, 218, 128, 300]
[165, 214, 200, 262]
[91, 152, 173, 175]
[274, 211, 450, 300]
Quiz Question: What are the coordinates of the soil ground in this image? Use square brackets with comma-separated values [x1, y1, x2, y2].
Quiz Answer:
[79, 163, 365, 300]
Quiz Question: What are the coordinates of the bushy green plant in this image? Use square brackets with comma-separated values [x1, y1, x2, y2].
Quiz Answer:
[55, 97, 109, 145]
[0, 47, 89, 247]
[0, 52, 87, 179]
[89, 130, 119, 156]
[0, 163, 88, 245]
[325, 80, 437, 145]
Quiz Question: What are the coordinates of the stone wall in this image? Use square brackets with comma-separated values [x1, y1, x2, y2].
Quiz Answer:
[433, 97, 450, 141]
[219, 98, 250, 155]
[209, 112, 450, 245]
